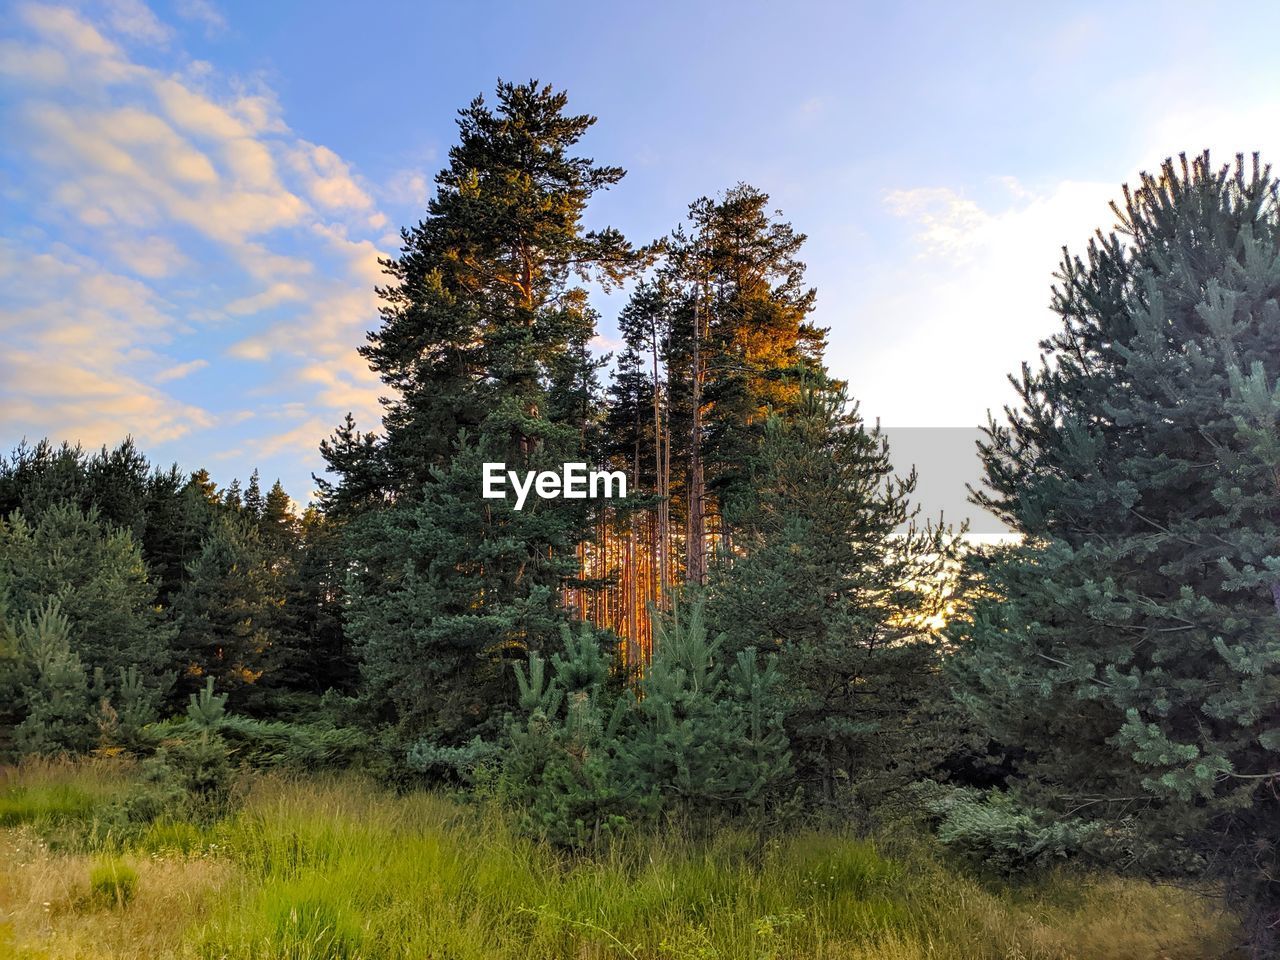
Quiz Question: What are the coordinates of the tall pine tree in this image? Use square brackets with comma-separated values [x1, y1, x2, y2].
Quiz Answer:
[950, 153, 1280, 953]
[329, 80, 646, 745]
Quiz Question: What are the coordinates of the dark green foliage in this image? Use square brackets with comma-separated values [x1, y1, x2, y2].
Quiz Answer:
[172, 514, 291, 708]
[333, 81, 646, 747]
[498, 621, 633, 847]
[0, 439, 217, 606]
[348, 421, 583, 743]
[217, 715, 372, 771]
[138, 679, 235, 809]
[289, 507, 354, 693]
[710, 381, 960, 806]
[672, 185, 826, 517]
[622, 600, 792, 817]
[926, 785, 1108, 874]
[0, 504, 172, 701]
[12, 600, 95, 756]
[950, 152, 1280, 951]
[97, 665, 163, 754]
[497, 606, 792, 847]
[0, 591, 23, 757]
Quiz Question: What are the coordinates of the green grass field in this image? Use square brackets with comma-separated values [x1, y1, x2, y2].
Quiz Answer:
[0, 760, 1240, 959]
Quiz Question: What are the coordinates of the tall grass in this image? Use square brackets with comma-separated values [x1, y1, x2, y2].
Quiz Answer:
[193, 777, 1237, 960]
[0, 757, 132, 829]
[0, 765, 1241, 959]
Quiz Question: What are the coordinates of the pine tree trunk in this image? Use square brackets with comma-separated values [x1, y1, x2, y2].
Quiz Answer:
[687, 280, 707, 586]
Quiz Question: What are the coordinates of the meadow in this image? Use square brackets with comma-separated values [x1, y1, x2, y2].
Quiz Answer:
[0, 760, 1240, 960]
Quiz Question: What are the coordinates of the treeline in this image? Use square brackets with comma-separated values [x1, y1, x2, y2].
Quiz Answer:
[3, 79, 1280, 954]
[0, 440, 352, 753]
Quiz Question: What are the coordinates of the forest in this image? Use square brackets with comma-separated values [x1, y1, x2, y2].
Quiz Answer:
[2, 80, 1279, 960]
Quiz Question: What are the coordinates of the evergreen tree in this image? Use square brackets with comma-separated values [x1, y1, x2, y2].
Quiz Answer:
[709, 381, 958, 806]
[172, 514, 290, 708]
[243, 469, 263, 521]
[342, 77, 644, 495]
[498, 621, 632, 848]
[13, 600, 95, 756]
[949, 152, 1280, 953]
[621, 600, 791, 816]
[677, 185, 825, 543]
[187, 468, 219, 505]
[347, 418, 584, 741]
[221, 478, 243, 512]
[143, 464, 214, 605]
[83, 438, 150, 542]
[0, 590, 26, 758]
[333, 80, 646, 744]
[260, 480, 299, 555]
[288, 507, 352, 693]
[0, 439, 89, 521]
[315, 414, 385, 520]
[0, 504, 172, 700]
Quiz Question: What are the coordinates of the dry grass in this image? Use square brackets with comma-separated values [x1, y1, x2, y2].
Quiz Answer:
[0, 827, 233, 960]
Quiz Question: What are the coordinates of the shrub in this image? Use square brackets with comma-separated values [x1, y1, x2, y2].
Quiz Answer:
[928, 786, 1107, 873]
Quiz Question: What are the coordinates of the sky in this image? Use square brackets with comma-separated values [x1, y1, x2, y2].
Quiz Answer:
[3, 0, 1280, 518]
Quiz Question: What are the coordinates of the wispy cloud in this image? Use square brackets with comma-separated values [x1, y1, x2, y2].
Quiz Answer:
[0, 0, 387, 471]
[174, 0, 226, 36]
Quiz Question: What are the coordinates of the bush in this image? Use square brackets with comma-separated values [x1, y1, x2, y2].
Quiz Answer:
[927, 786, 1107, 873]
[88, 857, 137, 908]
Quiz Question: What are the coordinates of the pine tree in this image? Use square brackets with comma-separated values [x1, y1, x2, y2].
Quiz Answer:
[0, 504, 172, 701]
[188, 468, 219, 505]
[222, 478, 243, 512]
[334, 80, 646, 744]
[290, 506, 352, 693]
[709, 380, 958, 806]
[243, 469, 263, 521]
[315, 414, 385, 520]
[621, 599, 791, 816]
[260, 480, 299, 554]
[0, 439, 90, 522]
[172, 514, 289, 708]
[0, 590, 26, 759]
[13, 600, 95, 756]
[499, 621, 632, 848]
[83, 438, 150, 543]
[143, 464, 213, 605]
[344, 78, 644, 496]
[949, 152, 1280, 953]
[347, 418, 585, 742]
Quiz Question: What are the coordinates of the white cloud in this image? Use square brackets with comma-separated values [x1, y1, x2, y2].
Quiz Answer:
[289, 142, 375, 212]
[0, 240, 214, 446]
[847, 177, 1116, 429]
[111, 233, 188, 277]
[225, 281, 306, 315]
[102, 0, 172, 46]
[155, 357, 208, 382]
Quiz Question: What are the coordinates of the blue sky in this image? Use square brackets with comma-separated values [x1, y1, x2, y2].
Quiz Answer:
[4, 0, 1280, 508]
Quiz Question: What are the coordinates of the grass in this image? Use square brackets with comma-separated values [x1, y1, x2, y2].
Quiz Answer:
[0, 762, 1242, 959]
[87, 859, 138, 909]
[0, 758, 130, 829]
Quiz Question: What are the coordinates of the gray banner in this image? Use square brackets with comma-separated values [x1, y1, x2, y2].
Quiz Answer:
[881, 427, 1014, 535]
